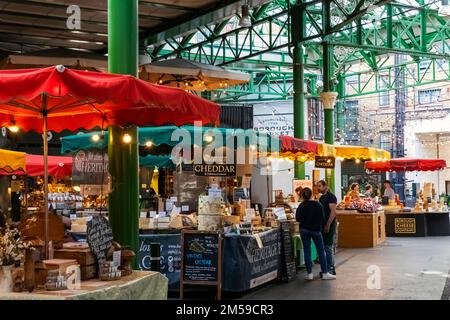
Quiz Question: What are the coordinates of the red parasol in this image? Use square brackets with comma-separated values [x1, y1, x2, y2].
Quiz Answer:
[0, 65, 220, 256]
[279, 135, 319, 154]
[365, 158, 447, 172]
[16, 155, 72, 178]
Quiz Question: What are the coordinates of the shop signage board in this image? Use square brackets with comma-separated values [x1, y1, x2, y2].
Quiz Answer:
[193, 163, 236, 177]
[385, 213, 427, 237]
[280, 221, 297, 282]
[315, 156, 336, 169]
[292, 179, 313, 194]
[86, 216, 113, 263]
[180, 230, 222, 299]
[394, 218, 416, 234]
[72, 150, 110, 185]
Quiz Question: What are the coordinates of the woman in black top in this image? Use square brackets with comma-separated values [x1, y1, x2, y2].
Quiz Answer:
[295, 188, 336, 280]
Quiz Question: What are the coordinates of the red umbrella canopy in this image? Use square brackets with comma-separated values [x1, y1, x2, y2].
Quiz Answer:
[365, 158, 447, 172]
[15, 155, 72, 178]
[279, 135, 319, 154]
[0, 65, 220, 132]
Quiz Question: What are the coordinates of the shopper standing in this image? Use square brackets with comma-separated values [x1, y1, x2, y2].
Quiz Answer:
[316, 180, 337, 275]
[295, 188, 336, 281]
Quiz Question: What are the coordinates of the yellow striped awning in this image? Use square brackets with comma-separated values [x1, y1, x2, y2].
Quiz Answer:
[335, 145, 391, 160]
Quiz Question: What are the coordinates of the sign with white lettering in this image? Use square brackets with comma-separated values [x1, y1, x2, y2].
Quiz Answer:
[72, 150, 110, 185]
[86, 216, 113, 264]
[193, 164, 236, 177]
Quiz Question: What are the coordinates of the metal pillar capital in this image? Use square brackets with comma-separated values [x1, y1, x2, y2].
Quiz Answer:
[320, 91, 338, 110]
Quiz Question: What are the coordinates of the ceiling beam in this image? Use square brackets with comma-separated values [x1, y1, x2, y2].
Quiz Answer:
[143, 0, 271, 46]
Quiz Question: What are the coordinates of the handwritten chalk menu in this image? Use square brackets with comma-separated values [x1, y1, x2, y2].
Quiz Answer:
[280, 221, 296, 282]
[180, 231, 223, 300]
[86, 216, 114, 263]
[182, 233, 219, 281]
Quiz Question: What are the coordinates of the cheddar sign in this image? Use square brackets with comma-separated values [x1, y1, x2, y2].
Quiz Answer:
[193, 164, 236, 177]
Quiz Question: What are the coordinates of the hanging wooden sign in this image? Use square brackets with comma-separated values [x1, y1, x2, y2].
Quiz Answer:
[315, 156, 336, 169]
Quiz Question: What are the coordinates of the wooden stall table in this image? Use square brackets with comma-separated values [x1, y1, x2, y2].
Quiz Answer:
[336, 210, 385, 248]
[0, 271, 168, 300]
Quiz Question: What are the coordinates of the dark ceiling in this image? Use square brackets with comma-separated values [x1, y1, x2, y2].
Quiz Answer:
[0, 0, 240, 53]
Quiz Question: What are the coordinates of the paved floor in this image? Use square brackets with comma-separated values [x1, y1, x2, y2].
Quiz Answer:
[244, 237, 450, 300]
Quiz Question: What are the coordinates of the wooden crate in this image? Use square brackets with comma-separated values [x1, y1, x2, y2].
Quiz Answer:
[54, 248, 97, 280]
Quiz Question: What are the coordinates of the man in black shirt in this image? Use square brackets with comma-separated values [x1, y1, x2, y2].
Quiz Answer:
[316, 180, 337, 275]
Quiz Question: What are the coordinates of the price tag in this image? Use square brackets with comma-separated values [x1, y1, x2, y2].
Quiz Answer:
[70, 214, 77, 220]
[112, 250, 121, 267]
[140, 212, 147, 218]
[170, 196, 178, 203]
[181, 205, 189, 212]
[149, 211, 157, 218]
[158, 211, 167, 217]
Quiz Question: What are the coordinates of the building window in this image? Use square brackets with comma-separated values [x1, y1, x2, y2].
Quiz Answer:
[378, 75, 389, 107]
[344, 100, 359, 143]
[379, 131, 392, 152]
[308, 98, 323, 140]
[418, 89, 441, 105]
[345, 75, 358, 96]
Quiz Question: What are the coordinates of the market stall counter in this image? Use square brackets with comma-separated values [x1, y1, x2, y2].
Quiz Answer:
[138, 228, 282, 292]
[0, 271, 168, 300]
[336, 209, 386, 248]
[385, 209, 450, 237]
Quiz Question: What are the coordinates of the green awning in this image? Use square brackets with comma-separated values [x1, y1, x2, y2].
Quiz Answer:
[61, 126, 279, 154]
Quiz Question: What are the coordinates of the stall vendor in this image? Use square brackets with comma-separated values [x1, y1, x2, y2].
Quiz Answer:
[383, 180, 396, 200]
[346, 183, 361, 200]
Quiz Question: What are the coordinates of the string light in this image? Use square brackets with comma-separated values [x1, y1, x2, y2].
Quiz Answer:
[145, 140, 153, 147]
[8, 125, 19, 133]
[123, 133, 132, 144]
[91, 134, 101, 142]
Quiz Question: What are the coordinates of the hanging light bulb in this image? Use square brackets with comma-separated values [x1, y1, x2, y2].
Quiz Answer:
[7, 125, 19, 133]
[123, 133, 132, 144]
[239, 3, 252, 27]
[91, 134, 101, 142]
[145, 140, 153, 147]
[355, 159, 361, 164]
[204, 135, 213, 143]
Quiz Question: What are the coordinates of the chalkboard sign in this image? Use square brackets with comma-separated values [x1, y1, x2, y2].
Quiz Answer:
[280, 221, 296, 282]
[180, 230, 222, 299]
[86, 216, 114, 264]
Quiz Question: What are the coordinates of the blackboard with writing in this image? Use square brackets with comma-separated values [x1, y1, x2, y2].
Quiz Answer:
[86, 216, 114, 264]
[280, 222, 296, 282]
[182, 232, 219, 282]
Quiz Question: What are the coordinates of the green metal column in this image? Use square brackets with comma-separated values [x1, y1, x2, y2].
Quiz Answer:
[292, 2, 306, 179]
[107, 0, 139, 268]
[322, 0, 335, 191]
